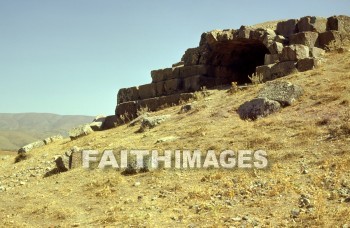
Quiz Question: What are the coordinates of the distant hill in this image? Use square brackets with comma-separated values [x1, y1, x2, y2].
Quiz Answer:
[0, 113, 94, 151]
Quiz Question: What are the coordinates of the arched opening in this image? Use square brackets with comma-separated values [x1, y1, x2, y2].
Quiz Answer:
[208, 38, 270, 84]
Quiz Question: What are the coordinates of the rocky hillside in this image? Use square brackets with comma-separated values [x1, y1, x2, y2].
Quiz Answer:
[0, 15, 349, 227]
[0, 45, 349, 226]
[0, 113, 93, 151]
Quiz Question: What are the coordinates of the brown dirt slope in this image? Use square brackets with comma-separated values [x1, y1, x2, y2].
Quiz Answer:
[0, 48, 349, 227]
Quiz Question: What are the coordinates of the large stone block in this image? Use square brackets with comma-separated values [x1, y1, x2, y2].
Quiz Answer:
[164, 78, 182, 95]
[238, 98, 281, 120]
[280, 44, 309, 61]
[268, 42, 284, 55]
[69, 124, 93, 140]
[183, 75, 216, 92]
[297, 58, 321, 72]
[276, 19, 298, 37]
[238, 26, 252, 39]
[298, 16, 327, 33]
[318, 31, 342, 49]
[181, 47, 202, 66]
[327, 15, 350, 35]
[173, 65, 209, 79]
[102, 115, 123, 130]
[310, 47, 325, 58]
[155, 81, 165, 97]
[138, 83, 157, 100]
[264, 54, 279, 65]
[256, 61, 297, 82]
[289, 32, 319, 48]
[138, 97, 159, 112]
[117, 86, 140, 104]
[151, 68, 172, 83]
[115, 101, 138, 118]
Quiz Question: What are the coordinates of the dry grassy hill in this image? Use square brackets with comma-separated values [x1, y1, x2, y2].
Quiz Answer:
[0, 48, 349, 227]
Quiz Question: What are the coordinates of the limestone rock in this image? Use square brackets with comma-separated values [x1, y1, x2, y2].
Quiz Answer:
[139, 115, 171, 132]
[43, 135, 64, 145]
[258, 81, 303, 106]
[289, 32, 319, 48]
[310, 47, 325, 58]
[297, 58, 321, 72]
[298, 16, 327, 33]
[280, 44, 310, 61]
[172, 61, 184, 68]
[268, 42, 284, 55]
[256, 61, 297, 81]
[18, 140, 45, 154]
[90, 115, 106, 131]
[264, 54, 279, 65]
[69, 124, 93, 140]
[164, 78, 182, 95]
[117, 86, 140, 104]
[318, 31, 342, 49]
[183, 75, 216, 92]
[151, 68, 172, 83]
[138, 83, 157, 100]
[102, 115, 123, 129]
[327, 15, 350, 35]
[276, 19, 298, 37]
[237, 98, 281, 120]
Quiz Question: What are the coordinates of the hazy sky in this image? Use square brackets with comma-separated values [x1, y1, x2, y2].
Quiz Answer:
[0, 0, 349, 116]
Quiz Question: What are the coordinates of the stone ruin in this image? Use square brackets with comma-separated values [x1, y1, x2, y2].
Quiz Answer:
[103, 15, 350, 129]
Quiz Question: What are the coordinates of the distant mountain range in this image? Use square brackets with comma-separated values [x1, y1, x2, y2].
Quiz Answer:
[0, 113, 94, 151]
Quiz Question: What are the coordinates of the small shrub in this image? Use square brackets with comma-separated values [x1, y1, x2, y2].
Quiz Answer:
[228, 82, 239, 94]
[248, 73, 264, 85]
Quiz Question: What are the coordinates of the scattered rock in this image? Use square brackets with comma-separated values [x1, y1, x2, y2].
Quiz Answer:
[43, 135, 64, 145]
[18, 140, 45, 154]
[90, 115, 106, 131]
[179, 103, 194, 113]
[290, 208, 300, 218]
[156, 136, 179, 143]
[139, 115, 171, 132]
[69, 124, 94, 140]
[237, 98, 281, 120]
[280, 44, 310, 61]
[128, 113, 149, 127]
[54, 155, 69, 172]
[258, 81, 304, 106]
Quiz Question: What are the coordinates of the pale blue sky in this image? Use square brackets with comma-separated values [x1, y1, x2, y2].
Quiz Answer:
[0, 0, 349, 116]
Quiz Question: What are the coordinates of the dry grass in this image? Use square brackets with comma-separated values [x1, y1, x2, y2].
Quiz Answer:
[0, 46, 350, 227]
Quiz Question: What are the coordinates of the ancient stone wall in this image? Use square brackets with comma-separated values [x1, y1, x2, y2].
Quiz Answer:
[105, 15, 350, 128]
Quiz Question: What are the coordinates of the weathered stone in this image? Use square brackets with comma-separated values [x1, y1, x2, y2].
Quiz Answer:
[117, 86, 140, 104]
[264, 54, 279, 65]
[276, 19, 298, 37]
[183, 75, 216, 92]
[174, 65, 211, 79]
[155, 81, 165, 97]
[69, 124, 93, 140]
[151, 68, 172, 83]
[256, 61, 297, 82]
[297, 58, 321, 72]
[43, 137, 52, 145]
[90, 115, 106, 131]
[275, 35, 288, 44]
[281, 45, 309, 61]
[164, 78, 182, 95]
[54, 155, 69, 172]
[181, 46, 210, 66]
[128, 113, 149, 127]
[138, 83, 157, 100]
[238, 26, 252, 39]
[310, 47, 325, 58]
[289, 32, 319, 48]
[18, 140, 45, 154]
[179, 103, 194, 113]
[298, 16, 327, 33]
[44, 135, 64, 145]
[115, 101, 138, 118]
[237, 98, 281, 120]
[268, 42, 284, 54]
[318, 31, 342, 49]
[69, 149, 82, 169]
[102, 115, 123, 129]
[327, 15, 350, 35]
[262, 29, 277, 47]
[258, 81, 303, 106]
[139, 115, 171, 132]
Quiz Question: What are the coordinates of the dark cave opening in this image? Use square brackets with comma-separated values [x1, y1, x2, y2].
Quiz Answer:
[208, 39, 270, 84]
